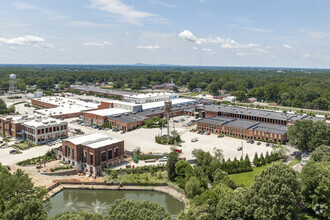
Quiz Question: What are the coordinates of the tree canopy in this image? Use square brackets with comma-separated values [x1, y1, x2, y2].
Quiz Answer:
[0, 164, 49, 220]
[288, 120, 330, 151]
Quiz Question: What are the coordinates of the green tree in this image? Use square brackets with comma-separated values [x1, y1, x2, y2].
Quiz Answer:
[246, 163, 300, 220]
[106, 199, 170, 220]
[175, 160, 193, 189]
[173, 86, 179, 92]
[253, 152, 260, 167]
[167, 152, 178, 181]
[185, 176, 203, 199]
[259, 153, 266, 165]
[51, 211, 104, 220]
[288, 120, 330, 151]
[0, 164, 49, 220]
[310, 145, 330, 162]
[216, 188, 249, 220]
[301, 160, 330, 218]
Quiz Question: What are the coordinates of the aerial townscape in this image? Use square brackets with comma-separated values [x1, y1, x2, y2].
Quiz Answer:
[0, 1, 330, 220]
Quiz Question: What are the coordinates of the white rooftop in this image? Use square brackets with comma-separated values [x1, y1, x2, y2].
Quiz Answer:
[86, 108, 131, 116]
[33, 96, 99, 109]
[103, 100, 141, 107]
[142, 98, 196, 110]
[66, 133, 122, 149]
[34, 105, 93, 116]
[22, 117, 65, 128]
[124, 92, 176, 99]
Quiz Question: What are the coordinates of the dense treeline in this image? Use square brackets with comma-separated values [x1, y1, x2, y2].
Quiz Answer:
[0, 65, 329, 110]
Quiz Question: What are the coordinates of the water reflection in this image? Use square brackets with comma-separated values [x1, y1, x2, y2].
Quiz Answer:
[48, 189, 184, 219]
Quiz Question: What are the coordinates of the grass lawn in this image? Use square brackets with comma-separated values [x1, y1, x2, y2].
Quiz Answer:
[288, 158, 301, 167]
[13, 142, 34, 150]
[229, 163, 272, 188]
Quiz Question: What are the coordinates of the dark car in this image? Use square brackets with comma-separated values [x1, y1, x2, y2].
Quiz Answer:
[237, 147, 242, 151]
[9, 150, 16, 154]
[266, 143, 270, 147]
[250, 140, 255, 144]
[257, 142, 261, 145]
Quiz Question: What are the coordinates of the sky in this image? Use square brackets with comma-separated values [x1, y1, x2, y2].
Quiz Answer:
[0, 0, 329, 68]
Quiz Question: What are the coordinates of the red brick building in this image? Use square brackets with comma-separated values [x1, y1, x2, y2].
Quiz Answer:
[197, 116, 288, 143]
[59, 133, 125, 177]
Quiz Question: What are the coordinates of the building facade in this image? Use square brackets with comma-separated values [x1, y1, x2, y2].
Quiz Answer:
[0, 115, 68, 144]
[59, 133, 124, 177]
[197, 116, 288, 143]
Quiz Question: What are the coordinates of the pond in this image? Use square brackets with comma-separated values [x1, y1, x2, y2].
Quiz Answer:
[48, 189, 185, 219]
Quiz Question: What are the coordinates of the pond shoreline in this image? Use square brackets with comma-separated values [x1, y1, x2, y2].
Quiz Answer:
[48, 182, 189, 207]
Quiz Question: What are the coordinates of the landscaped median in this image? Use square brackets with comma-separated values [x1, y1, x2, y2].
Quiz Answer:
[16, 149, 56, 166]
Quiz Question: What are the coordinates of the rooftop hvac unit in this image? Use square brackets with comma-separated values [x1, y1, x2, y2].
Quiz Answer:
[43, 122, 48, 125]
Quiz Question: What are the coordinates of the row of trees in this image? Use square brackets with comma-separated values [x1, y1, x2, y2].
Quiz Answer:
[0, 65, 329, 110]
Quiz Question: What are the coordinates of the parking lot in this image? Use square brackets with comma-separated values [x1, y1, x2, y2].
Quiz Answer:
[0, 137, 61, 166]
[67, 115, 275, 161]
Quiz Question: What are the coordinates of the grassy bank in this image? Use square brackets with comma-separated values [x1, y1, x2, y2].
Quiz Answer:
[229, 163, 272, 188]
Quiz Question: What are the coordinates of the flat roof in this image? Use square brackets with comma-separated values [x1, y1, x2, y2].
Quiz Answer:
[199, 104, 324, 122]
[199, 116, 288, 134]
[124, 92, 177, 99]
[142, 98, 196, 110]
[86, 108, 131, 116]
[66, 133, 122, 149]
[102, 100, 141, 107]
[22, 117, 66, 128]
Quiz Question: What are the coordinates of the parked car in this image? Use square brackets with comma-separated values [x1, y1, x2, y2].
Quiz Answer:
[250, 140, 255, 144]
[1, 144, 9, 149]
[246, 139, 251, 143]
[9, 150, 16, 154]
[204, 132, 208, 135]
[270, 143, 274, 147]
[266, 143, 270, 147]
[191, 137, 198, 142]
[121, 131, 126, 134]
[237, 147, 242, 151]
[206, 132, 211, 135]
[257, 142, 261, 145]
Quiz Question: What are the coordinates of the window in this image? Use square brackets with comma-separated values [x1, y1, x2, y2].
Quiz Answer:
[108, 150, 113, 159]
[64, 146, 68, 157]
[114, 148, 119, 158]
[101, 152, 106, 162]
[90, 154, 93, 164]
[72, 149, 75, 159]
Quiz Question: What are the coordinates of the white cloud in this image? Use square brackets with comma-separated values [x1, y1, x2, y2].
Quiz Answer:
[282, 44, 294, 49]
[244, 27, 272, 33]
[90, 0, 155, 24]
[0, 35, 44, 46]
[68, 21, 113, 28]
[178, 30, 259, 49]
[203, 48, 216, 55]
[136, 45, 160, 51]
[0, 35, 59, 50]
[178, 30, 202, 45]
[83, 41, 112, 47]
[192, 47, 198, 50]
[14, 2, 67, 20]
[307, 31, 330, 40]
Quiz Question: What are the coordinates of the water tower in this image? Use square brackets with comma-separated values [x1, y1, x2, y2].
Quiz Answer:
[164, 100, 172, 140]
[9, 74, 17, 94]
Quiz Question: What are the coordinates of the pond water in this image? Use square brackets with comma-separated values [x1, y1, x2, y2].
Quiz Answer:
[48, 189, 185, 219]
